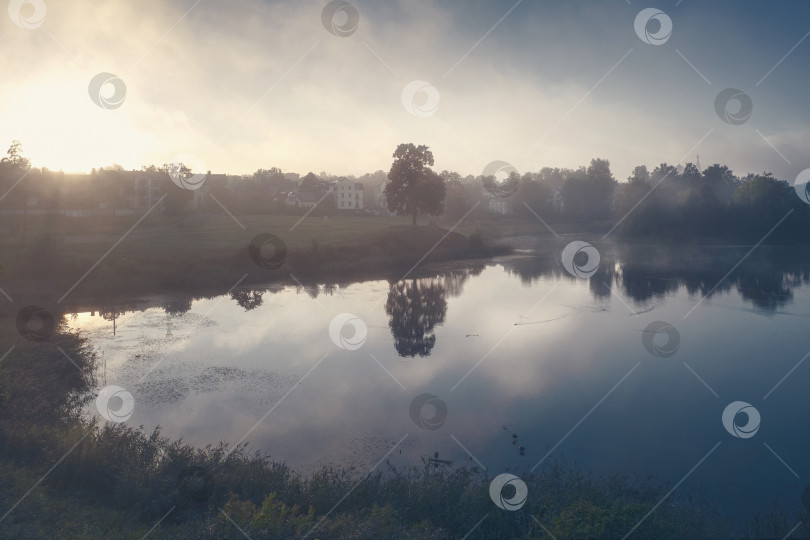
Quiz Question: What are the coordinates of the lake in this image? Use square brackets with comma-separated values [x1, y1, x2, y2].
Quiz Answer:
[68, 240, 810, 519]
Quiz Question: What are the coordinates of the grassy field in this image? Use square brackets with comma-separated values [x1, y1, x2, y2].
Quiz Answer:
[1, 213, 413, 251]
[0, 211, 560, 251]
[0, 212, 529, 311]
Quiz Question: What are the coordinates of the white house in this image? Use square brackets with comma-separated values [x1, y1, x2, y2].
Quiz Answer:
[330, 179, 364, 210]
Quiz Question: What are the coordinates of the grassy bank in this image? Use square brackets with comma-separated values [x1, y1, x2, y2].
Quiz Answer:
[0, 324, 804, 539]
[0, 213, 515, 315]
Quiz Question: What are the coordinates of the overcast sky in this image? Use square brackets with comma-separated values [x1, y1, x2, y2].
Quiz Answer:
[2, 0, 808, 181]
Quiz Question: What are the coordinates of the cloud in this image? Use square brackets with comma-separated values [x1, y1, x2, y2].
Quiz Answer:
[1, 0, 808, 181]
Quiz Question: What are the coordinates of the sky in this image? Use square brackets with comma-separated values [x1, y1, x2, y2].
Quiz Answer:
[1, 0, 808, 182]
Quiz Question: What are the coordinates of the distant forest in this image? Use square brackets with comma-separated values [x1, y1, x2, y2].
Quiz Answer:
[444, 158, 809, 244]
[1, 140, 808, 243]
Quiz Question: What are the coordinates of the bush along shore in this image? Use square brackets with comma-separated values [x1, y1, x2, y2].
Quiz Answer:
[1, 324, 807, 539]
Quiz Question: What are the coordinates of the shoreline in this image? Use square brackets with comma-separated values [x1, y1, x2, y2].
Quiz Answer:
[0, 222, 511, 318]
[5, 230, 810, 320]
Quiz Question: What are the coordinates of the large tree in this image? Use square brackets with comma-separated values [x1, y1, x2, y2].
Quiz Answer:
[300, 172, 319, 193]
[560, 159, 617, 219]
[516, 173, 553, 218]
[614, 165, 652, 217]
[384, 144, 446, 225]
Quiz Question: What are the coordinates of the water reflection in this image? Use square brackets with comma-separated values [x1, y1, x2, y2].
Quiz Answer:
[162, 298, 193, 316]
[230, 290, 264, 311]
[500, 245, 810, 313]
[385, 279, 447, 357]
[77, 246, 810, 350]
[384, 267, 483, 357]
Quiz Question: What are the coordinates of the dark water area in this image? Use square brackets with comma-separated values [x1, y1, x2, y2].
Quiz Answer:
[68, 241, 810, 520]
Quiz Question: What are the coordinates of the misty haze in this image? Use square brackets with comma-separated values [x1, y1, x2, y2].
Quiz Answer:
[2, 1, 810, 539]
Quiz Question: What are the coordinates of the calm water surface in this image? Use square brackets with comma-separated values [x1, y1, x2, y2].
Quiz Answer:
[69, 243, 810, 518]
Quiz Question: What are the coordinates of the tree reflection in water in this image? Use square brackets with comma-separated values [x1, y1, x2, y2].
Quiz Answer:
[230, 289, 264, 311]
[385, 278, 447, 357]
[500, 245, 810, 314]
[384, 268, 481, 358]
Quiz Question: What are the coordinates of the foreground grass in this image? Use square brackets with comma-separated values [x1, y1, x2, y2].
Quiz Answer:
[0, 422, 737, 539]
[1, 324, 805, 539]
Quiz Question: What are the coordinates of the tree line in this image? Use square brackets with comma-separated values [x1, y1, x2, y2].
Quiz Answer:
[385, 143, 810, 243]
[2, 139, 809, 243]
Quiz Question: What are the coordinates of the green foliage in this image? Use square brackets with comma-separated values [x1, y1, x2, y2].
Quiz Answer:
[217, 493, 316, 538]
[613, 164, 809, 242]
[385, 144, 447, 225]
[553, 499, 610, 538]
[301, 172, 319, 193]
[516, 175, 553, 217]
[560, 158, 617, 219]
